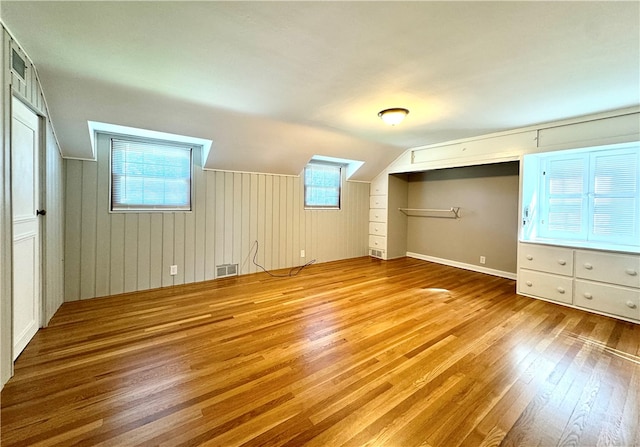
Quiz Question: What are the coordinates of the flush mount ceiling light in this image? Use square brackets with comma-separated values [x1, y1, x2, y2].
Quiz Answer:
[378, 108, 409, 126]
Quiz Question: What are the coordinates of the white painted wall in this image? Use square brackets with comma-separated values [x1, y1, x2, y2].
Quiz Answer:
[1, 27, 65, 388]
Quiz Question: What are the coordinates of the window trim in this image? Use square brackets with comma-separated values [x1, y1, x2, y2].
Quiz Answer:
[108, 134, 194, 213]
[522, 141, 640, 253]
[304, 160, 343, 210]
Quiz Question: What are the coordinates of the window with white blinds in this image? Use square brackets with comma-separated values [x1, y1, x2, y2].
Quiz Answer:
[535, 143, 639, 250]
[111, 138, 192, 211]
[304, 162, 342, 209]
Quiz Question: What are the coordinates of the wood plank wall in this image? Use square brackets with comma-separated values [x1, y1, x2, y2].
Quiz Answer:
[6, 41, 45, 113]
[64, 133, 369, 301]
[1, 26, 10, 387]
[1, 26, 66, 387]
[43, 121, 65, 321]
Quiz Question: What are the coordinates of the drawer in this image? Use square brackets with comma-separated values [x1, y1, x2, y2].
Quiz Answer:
[369, 235, 386, 251]
[518, 269, 573, 304]
[575, 250, 640, 288]
[518, 243, 573, 276]
[575, 280, 640, 321]
[370, 195, 386, 209]
[369, 208, 387, 223]
[369, 222, 387, 236]
[370, 175, 388, 195]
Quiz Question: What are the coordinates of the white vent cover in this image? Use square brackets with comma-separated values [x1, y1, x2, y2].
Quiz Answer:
[216, 263, 238, 278]
[369, 249, 384, 259]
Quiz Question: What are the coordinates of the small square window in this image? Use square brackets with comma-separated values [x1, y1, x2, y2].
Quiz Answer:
[304, 162, 342, 209]
[110, 137, 192, 211]
[11, 49, 26, 80]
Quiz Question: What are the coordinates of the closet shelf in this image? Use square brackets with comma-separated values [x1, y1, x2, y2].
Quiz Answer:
[398, 207, 461, 219]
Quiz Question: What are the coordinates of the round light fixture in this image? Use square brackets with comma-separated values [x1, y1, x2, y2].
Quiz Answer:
[378, 108, 409, 126]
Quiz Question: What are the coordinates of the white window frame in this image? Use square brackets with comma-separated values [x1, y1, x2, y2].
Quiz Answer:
[524, 141, 640, 252]
[109, 135, 193, 212]
[304, 161, 343, 210]
[538, 153, 590, 241]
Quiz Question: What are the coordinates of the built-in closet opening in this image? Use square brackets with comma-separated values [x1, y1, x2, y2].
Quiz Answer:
[405, 161, 520, 277]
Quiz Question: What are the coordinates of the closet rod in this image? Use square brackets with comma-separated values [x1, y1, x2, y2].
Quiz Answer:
[398, 207, 461, 219]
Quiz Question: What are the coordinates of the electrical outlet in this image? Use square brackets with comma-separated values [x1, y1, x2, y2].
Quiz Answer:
[300, 249, 306, 258]
[170, 265, 178, 275]
[479, 256, 486, 265]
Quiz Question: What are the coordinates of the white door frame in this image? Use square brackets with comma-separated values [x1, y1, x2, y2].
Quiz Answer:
[10, 95, 45, 361]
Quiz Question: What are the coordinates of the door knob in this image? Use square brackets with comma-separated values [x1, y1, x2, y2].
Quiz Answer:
[36, 209, 46, 216]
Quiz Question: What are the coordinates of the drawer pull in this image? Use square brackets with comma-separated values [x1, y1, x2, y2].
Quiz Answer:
[583, 263, 593, 270]
[557, 287, 565, 294]
[525, 281, 532, 287]
[558, 259, 566, 266]
[625, 268, 637, 276]
[626, 301, 637, 309]
[583, 293, 593, 300]
[526, 255, 533, 261]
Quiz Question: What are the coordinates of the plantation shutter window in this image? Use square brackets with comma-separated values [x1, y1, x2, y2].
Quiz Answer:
[111, 138, 192, 211]
[539, 154, 589, 240]
[533, 143, 640, 250]
[590, 148, 639, 244]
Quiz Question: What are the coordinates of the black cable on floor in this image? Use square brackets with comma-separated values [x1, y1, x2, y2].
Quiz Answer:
[251, 240, 316, 277]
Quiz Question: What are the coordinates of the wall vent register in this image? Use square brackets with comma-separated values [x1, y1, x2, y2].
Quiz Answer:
[369, 249, 384, 259]
[216, 264, 238, 278]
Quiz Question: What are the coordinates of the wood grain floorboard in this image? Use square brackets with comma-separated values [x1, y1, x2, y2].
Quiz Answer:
[2, 256, 639, 446]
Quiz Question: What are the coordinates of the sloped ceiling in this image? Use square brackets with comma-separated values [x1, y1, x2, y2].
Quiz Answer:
[1, 1, 639, 180]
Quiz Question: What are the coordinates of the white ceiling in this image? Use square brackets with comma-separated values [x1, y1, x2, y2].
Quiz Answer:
[1, 1, 639, 180]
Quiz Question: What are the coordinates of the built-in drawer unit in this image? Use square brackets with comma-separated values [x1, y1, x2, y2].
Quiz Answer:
[517, 242, 640, 323]
[575, 250, 640, 288]
[369, 208, 387, 223]
[518, 269, 573, 305]
[370, 195, 386, 209]
[369, 235, 385, 251]
[369, 177, 388, 259]
[518, 244, 573, 276]
[370, 175, 388, 196]
[369, 222, 386, 236]
[575, 280, 640, 321]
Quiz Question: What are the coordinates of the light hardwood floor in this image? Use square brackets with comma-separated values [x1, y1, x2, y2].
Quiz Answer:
[2, 257, 639, 446]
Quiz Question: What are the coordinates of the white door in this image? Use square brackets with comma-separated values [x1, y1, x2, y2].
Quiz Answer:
[11, 97, 41, 360]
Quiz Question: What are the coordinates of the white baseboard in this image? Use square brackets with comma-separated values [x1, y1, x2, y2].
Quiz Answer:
[406, 252, 517, 280]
